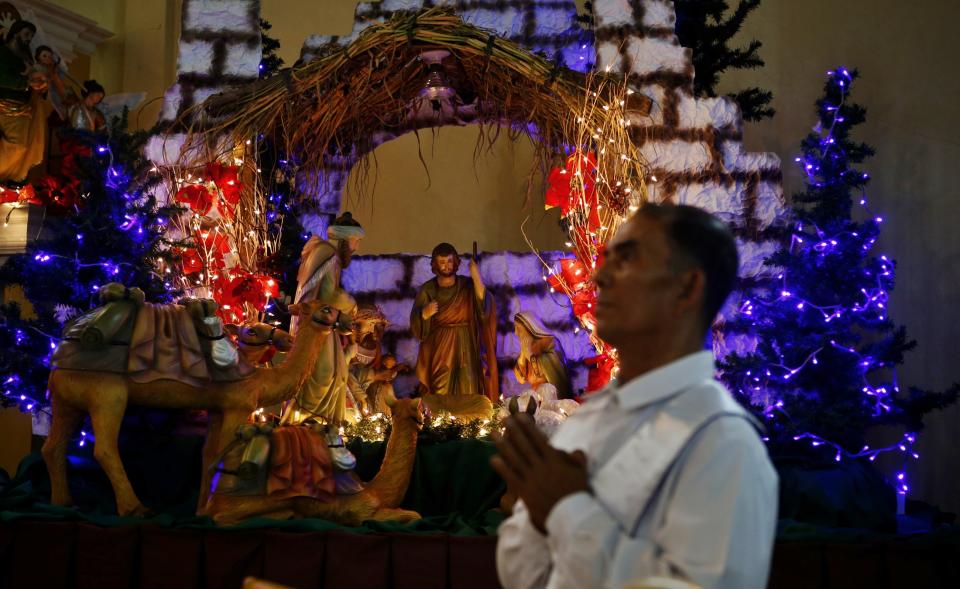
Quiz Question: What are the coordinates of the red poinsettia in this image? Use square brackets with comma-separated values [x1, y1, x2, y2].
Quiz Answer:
[571, 289, 597, 317]
[545, 151, 598, 219]
[0, 187, 19, 204]
[28, 177, 82, 214]
[215, 271, 277, 316]
[205, 162, 241, 207]
[260, 275, 280, 299]
[595, 243, 606, 271]
[196, 229, 232, 256]
[559, 258, 590, 290]
[175, 184, 214, 216]
[584, 352, 616, 392]
[544, 167, 574, 215]
[179, 248, 204, 275]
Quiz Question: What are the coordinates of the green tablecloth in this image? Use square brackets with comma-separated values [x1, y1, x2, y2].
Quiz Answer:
[0, 434, 507, 535]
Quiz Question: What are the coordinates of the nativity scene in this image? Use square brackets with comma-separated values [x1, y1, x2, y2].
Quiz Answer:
[0, 1, 958, 588]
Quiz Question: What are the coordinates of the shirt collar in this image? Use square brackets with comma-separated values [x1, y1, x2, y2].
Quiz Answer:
[604, 350, 716, 412]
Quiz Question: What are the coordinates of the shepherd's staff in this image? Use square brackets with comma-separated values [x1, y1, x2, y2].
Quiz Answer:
[472, 241, 500, 402]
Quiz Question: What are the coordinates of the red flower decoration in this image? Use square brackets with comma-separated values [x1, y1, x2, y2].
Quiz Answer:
[18, 184, 42, 206]
[196, 230, 232, 256]
[584, 353, 616, 392]
[545, 167, 574, 215]
[545, 151, 598, 218]
[205, 163, 241, 207]
[175, 184, 214, 215]
[595, 244, 607, 271]
[179, 248, 204, 275]
[217, 272, 270, 314]
[260, 275, 280, 299]
[571, 289, 597, 318]
[0, 188, 19, 204]
[559, 258, 590, 290]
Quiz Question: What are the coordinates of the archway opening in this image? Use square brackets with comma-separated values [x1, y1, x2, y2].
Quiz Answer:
[340, 126, 567, 255]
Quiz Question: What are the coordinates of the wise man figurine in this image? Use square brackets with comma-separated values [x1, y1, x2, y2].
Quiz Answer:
[410, 242, 498, 403]
[282, 212, 364, 425]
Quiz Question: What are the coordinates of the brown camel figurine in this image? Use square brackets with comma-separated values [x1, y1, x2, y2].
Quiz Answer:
[206, 397, 425, 526]
[41, 300, 341, 516]
[225, 322, 294, 366]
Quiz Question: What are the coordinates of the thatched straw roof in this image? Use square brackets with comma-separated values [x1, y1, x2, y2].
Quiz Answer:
[181, 7, 651, 187]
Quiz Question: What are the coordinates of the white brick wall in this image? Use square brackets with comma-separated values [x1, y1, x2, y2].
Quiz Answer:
[342, 251, 594, 397]
[185, 0, 258, 33]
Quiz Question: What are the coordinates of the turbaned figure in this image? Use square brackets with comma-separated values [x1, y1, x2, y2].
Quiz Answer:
[283, 212, 363, 424]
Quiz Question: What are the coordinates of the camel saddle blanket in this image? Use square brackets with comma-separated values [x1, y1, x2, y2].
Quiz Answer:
[266, 427, 336, 502]
[52, 302, 255, 385]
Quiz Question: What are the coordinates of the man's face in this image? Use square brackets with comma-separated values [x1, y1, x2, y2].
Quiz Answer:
[434, 254, 457, 278]
[594, 215, 688, 349]
[346, 236, 362, 254]
[337, 236, 361, 268]
[15, 28, 33, 49]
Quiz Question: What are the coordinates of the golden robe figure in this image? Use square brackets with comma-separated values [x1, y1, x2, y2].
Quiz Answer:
[410, 242, 498, 401]
[0, 21, 50, 182]
[282, 213, 364, 425]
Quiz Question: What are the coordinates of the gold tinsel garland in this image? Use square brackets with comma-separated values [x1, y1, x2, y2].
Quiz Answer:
[342, 406, 504, 443]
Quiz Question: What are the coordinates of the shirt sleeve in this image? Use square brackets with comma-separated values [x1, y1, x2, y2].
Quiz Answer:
[542, 419, 778, 589]
[496, 500, 553, 589]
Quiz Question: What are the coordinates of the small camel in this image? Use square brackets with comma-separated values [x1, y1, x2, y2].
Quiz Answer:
[206, 397, 424, 526]
[42, 300, 342, 516]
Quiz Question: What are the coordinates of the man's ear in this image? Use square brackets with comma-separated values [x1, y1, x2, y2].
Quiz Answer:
[674, 268, 706, 318]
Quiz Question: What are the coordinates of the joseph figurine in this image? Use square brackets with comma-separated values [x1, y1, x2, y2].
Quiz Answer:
[411, 242, 499, 401]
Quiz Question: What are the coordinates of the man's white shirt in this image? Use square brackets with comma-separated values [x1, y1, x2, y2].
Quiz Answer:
[496, 351, 778, 589]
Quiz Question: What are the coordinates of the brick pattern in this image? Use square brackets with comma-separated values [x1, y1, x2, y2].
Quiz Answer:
[342, 251, 594, 397]
[300, 1, 594, 72]
[589, 0, 786, 360]
[147, 0, 262, 161]
[592, 0, 785, 244]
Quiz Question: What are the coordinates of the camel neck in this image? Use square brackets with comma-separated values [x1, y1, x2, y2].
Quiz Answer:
[256, 324, 325, 407]
[385, 420, 417, 457]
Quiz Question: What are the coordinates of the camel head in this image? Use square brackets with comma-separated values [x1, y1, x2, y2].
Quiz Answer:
[225, 322, 294, 365]
[386, 397, 425, 431]
[227, 322, 294, 350]
[288, 300, 349, 334]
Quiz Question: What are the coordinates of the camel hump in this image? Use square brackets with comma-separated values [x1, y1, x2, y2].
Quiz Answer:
[52, 299, 139, 373]
[127, 303, 254, 385]
[52, 296, 255, 385]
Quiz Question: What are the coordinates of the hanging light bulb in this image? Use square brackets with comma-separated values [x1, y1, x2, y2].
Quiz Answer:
[418, 50, 456, 101]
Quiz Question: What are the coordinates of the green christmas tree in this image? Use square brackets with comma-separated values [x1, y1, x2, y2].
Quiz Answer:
[0, 117, 185, 413]
[718, 69, 958, 492]
[673, 0, 774, 121]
